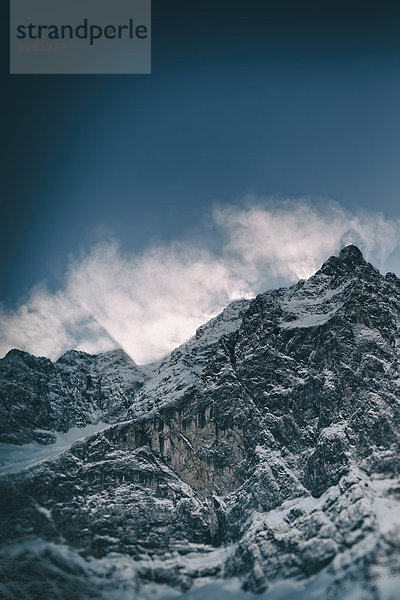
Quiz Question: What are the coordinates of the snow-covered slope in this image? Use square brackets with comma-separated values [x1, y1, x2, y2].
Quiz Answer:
[0, 298, 249, 448]
[1, 246, 400, 599]
[128, 298, 250, 419]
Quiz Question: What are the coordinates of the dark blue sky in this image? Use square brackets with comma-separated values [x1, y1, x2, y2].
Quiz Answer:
[2, 0, 400, 305]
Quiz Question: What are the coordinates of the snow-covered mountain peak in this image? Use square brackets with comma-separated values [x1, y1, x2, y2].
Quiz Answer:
[273, 245, 387, 330]
[1, 246, 400, 599]
[298, 244, 374, 293]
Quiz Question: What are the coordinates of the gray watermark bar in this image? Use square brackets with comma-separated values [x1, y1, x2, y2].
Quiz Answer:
[10, 0, 151, 74]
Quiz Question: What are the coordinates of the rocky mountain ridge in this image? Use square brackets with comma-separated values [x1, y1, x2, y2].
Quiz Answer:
[0, 245, 399, 599]
[0, 297, 250, 446]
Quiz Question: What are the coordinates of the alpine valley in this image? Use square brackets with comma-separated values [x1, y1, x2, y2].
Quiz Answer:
[1, 245, 400, 600]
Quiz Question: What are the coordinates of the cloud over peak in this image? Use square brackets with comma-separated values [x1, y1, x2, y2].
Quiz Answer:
[1, 199, 399, 363]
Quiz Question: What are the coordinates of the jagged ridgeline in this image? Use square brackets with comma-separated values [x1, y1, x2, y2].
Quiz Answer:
[0, 245, 400, 599]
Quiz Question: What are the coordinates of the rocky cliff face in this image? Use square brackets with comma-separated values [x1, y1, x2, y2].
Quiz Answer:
[0, 348, 147, 445]
[0, 246, 399, 599]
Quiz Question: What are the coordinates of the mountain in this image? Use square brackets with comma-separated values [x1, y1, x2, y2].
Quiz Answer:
[0, 348, 147, 445]
[0, 297, 249, 448]
[0, 245, 399, 600]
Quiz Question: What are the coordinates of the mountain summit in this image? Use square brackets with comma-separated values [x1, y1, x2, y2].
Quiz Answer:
[339, 243, 363, 259]
[1, 246, 400, 599]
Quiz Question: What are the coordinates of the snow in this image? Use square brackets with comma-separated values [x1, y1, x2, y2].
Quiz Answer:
[371, 481, 400, 535]
[375, 576, 400, 600]
[127, 298, 249, 417]
[0, 421, 110, 476]
[352, 324, 385, 345]
[1, 251, 400, 599]
[281, 311, 337, 329]
[0, 299, 250, 477]
[0, 537, 335, 600]
[319, 422, 348, 440]
[279, 284, 348, 330]
[0, 535, 397, 600]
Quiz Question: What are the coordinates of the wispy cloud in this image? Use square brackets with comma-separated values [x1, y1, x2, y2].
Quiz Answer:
[216, 199, 400, 285]
[1, 199, 399, 363]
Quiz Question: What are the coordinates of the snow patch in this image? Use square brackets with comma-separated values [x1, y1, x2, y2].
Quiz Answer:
[0, 421, 110, 476]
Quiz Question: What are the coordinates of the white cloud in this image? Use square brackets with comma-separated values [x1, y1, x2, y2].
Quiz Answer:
[216, 199, 400, 286]
[1, 199, 399, 363]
